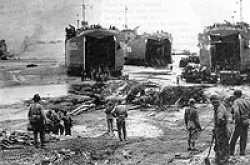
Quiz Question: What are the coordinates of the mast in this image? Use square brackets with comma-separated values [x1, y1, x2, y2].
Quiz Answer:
[124, 5, 128, 29]
[76, 14, 80, 29]
[82, 0, 86, 23]
[240, 0, 243, 22]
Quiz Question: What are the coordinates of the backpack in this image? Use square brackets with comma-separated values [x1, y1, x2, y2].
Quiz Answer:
[29, 104, 42, 124]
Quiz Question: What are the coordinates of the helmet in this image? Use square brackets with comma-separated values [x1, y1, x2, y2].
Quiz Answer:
[210, 94, 220, 101]
[233, 90, 242, 98]
[188, 98, 195, 105]
[33, 94, 41, 102]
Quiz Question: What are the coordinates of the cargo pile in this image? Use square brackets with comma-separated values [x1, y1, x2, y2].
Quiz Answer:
[102, 80, 139, 98]
[0, 130, 33, 149]
[126, 82, 207, 107]
[68, 80, 139, 105]
[51, 80, 208, 111]
[181, 64, 217, 83]
[23, 80, 207, 120]
[126, 81, 160, 105]
[48, 94, 95, 112]
[159, 86, 208, 106]
[0, 131, 120, 164]
[0, 130, 59, 150]
[179, 55, 200, 68]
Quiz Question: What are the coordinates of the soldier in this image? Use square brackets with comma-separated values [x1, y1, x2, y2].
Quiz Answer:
[105, 100, 115, 135]
[62, 111, 73, 136]
[111, 100, 128, 141]
[230, 90, 250, 156]
[176, 75, 180, 85]
[45, 110, 55, 134]
[54, 109, 64, 136]
[210, 94, 230, 165]
[184, 98, 202, 151]
[28, 94, 46, 148]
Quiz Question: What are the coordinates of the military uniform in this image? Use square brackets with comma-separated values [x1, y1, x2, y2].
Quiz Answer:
[28, 103, 46, 147]
[62, 114, 73, 135]
[213, 104, 230, 165]
[112, 104, 128, 141]
[46, 110, 61, 135]
[230, 97, 250, 155]
[105, 101, 114, 134]
[54, 111, 64, 135]
[184, 105, 202, 150]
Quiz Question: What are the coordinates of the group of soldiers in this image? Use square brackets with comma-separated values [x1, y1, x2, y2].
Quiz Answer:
[28, 94, 73, 148]
[28, 93, 128, 148]
[81, 66, 111, 81]
[45, 108, 73, 136]
[185, 90, 250, 165]
[104, 99, 128, 141]
[27, 89, 250, 164]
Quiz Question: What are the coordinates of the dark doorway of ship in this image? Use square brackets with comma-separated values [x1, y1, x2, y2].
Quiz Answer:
[145, 39, 171, 67]
[85, 36, 115, 76]
[210, 33, 240, 71]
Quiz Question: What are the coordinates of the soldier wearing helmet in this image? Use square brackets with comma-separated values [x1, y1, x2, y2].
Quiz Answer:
[184, 98, 202, 151]
[111, 99, 128, 141]
[105, 100, 115, 136]
[210, 94, 230, 165]
[28, 94, 46, 148]
[230, 90, 250, 156]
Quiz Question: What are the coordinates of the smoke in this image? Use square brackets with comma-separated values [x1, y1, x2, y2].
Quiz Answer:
[20, 24, 45, 53]
[1, 0, 101, 57]
[30, 24, 45, 42]
[19, 24, 63, 53]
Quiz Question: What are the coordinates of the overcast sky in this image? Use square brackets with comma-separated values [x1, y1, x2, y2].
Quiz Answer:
[1, 0, 250, 52]
[86, 0, 250, 51]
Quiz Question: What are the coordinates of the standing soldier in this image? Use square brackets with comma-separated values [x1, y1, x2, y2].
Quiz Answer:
[28, 94, 46, 148]
[184, 98, 202, 151]
[54, 109, 64, 136]
[45, 110, 55, 134]
[210, 94, 230, 165]
[105, 100, 114, 135]
[112, 100, 128, 141]
[176, 75, 180, 85]
[230, 90, 250, 156]
[62, 111, 73, 136]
